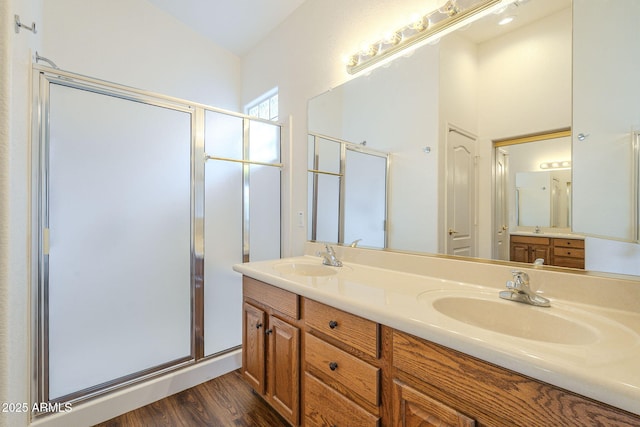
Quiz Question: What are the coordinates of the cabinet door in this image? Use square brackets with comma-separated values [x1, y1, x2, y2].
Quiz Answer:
[242, 302, 266, 393]
[268, 315, 300, 425]
[393, 380, 475, 427]
[530, 245, 550, 264]
[510, 243, 529, 263]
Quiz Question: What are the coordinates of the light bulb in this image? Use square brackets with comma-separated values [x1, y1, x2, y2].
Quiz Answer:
[498, 15, 516, 25]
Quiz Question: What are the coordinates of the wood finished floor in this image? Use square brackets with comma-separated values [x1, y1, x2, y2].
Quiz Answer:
[93, 370, 289, 427]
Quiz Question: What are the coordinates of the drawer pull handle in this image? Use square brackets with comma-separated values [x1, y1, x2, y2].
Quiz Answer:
[329, 361, 338, 371]
[328, 320, 338, 329]
[265, 328, 273, 335]
[256, 322, 263, 329]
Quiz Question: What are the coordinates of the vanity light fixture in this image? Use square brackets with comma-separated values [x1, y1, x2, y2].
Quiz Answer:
[346, 0, 512, 75]
[540, 160, 571, 170]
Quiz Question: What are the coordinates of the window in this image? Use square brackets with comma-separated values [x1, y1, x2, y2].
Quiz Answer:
[246, 89, 278, 121]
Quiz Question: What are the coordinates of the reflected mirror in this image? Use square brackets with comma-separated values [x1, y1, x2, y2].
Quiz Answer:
[307, 0, 640, 278]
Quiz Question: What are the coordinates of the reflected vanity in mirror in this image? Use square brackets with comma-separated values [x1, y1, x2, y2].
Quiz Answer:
[307, 0, 640, 279]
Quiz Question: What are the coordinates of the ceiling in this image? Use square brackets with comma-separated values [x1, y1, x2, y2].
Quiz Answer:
[146, 0, 307, 56]
[145, 0, 570, 58]
[460, 0, 572, 44]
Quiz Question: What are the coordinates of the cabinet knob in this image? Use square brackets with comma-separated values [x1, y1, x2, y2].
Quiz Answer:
[265, 328, 273, 335]
[328, 320, 338, 329]
[255, 322, 263, 329]
[329, 361, 338, 371]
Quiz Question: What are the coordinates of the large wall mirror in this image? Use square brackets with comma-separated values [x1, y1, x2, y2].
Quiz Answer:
[307, 0, 640, 279]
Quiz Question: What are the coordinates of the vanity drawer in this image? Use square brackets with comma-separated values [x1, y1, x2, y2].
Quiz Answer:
[243, 276, 299, 320]
[510, 235, 550, 245]
[304, 298, 379, 358]
[553, 257, 585, 269]
[552, 238, 585, 269]
[305, 333, 380, 406]
[304, 372, 380, 427]
[553, 238, 585, 249]
[553, 247, 585, 258]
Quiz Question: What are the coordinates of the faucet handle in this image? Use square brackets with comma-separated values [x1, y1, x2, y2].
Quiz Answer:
[507, 270, 530, 291]
[350, 239, 362, 248]
[511, 270, 529, 282]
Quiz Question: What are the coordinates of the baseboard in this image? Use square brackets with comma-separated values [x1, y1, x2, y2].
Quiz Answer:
[29, 349, 242, 427]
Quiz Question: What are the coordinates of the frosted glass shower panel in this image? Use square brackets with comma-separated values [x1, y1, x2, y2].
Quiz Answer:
[248, 119, 281, 163]
[249, 164, 281, 261]
[204, 158, 243, 356]
[316, 138, 341, 174]
[344, 150, 387, 248]
[205, 110, 243, 158]
[47, 84, 192, 400]
[315, 174, 341, 243]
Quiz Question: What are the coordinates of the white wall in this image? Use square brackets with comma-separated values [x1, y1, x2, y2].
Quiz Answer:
[41, 0, 241, 108]
[1, 1, 42, 426]
[1, 1, 243, 426]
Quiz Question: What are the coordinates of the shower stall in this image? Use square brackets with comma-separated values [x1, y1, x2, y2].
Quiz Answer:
[307, 133, 389, 248]
[31, 66, 282, 408]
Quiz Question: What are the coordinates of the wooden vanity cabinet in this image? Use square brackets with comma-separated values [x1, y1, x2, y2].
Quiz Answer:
[303, 299, 382, 427]
[392, 330, 640, 427]
[392, 379, 475, 427]
[241, 277, 639, 426]
[510, 235, 585, 269]
[509, 235, 551, 264]
[242, 277, 301, 425]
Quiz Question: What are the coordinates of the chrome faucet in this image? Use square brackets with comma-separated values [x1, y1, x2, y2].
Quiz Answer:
[318, 244, 343, 267]
[349, 239, 362, 248]
[499, 270, 550, 307]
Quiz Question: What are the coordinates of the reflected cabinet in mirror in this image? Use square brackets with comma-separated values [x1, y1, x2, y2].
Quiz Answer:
[307, 0, 640, 278]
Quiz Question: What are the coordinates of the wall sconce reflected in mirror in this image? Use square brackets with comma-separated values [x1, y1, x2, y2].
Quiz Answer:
[346, 0, 512, 75]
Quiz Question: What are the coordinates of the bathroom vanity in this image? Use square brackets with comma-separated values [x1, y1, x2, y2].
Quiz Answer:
[510, 234, 585, 269]
[234, 244, 640, 426]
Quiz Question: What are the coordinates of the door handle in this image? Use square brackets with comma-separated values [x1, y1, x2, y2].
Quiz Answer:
[448, 228, 458, 236]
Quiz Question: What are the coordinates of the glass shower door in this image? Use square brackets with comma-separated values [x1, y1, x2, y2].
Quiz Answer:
[45, 82, 193, 401]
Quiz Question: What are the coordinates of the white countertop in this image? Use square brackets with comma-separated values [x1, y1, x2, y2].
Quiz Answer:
[233, 254, 640, 416]
[510, 231, 585, 239]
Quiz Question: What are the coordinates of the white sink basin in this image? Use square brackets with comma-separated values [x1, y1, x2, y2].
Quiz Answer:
[414, 290, 640, 347]
[273, 262, 339, 277]
[430, 295, 597, 345]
